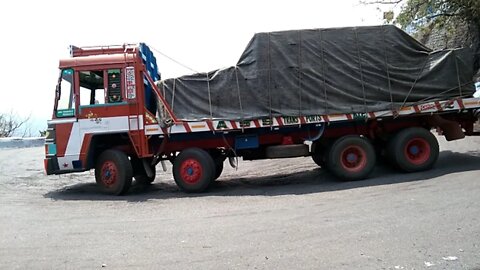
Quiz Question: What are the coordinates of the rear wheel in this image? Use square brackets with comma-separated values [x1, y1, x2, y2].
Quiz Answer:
[311, 141, 328, 168]
[131, 158, 156, 185]
[95, 150, 133, 195]
[387, 127, 439, 172]
[327, 136, 376, 181]
[311, 153, 325, 167]
[173, 148, 215, 193]
[210, 150, 226, 181]
[214, 159, 224, 180]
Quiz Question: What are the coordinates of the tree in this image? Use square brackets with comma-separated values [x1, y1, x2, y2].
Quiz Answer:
[380, 1, 477, 30]
[363, 0, 479, 28]
[363, 0, 480, 73]
[0, 112, 30, 137]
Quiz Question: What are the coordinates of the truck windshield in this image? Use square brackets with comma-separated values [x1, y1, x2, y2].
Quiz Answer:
[55, 69, 75, 117]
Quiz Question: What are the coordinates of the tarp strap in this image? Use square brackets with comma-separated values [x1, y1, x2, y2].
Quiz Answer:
[319, 29, 329, 114]
[159, 81, 167, 121]
[381, 25, 395, 112]
[206, 72, 213, 121]
[354, 28, 368, 116]
[409, 81, 474, 106]
[297, 31, 303, 123]
[401, 50, 467, 110]
[234, 66, 244, 132]
[453, 50, 463, 97]
[400, 55, 430, 109]
[171, 78, 176, 112]
[267, 33, 273, 126]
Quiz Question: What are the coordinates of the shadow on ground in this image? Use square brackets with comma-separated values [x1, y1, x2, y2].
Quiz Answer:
[44, 150, 480, 202]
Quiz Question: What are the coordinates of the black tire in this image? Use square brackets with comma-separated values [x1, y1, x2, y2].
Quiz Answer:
[131, 157, 156, 184]
[327, 136, 376, 181]
[213, 160, 223, 181]
[387, 127, 439, 172]
[173, 148, 215, 193]
[311, 153, 325, 167]
[209, 150, 225, 181]
[95, 150, 133, 195]
[311, 141, 328, 168]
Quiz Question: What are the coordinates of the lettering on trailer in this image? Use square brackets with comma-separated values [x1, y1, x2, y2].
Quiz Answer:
[283, 116, 299, 125]
[216, 121, 228, 130]
[239, 120, 251, 128]
[305, 115, 322, 123]
[353, 113, 367, 120]
[261, 118, 272, 126]
[125, 67, 136, 99]
[420, 104, 436, 111]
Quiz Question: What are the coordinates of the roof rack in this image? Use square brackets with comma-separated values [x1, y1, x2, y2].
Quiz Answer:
[69, 44, 137, 57]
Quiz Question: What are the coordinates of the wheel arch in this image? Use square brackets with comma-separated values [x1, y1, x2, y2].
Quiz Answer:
[83, 132, 134, 170]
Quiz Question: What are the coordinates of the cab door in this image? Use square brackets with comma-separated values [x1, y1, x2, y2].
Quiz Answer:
[75, 68, 132, 167]
[46, 68, 81, 172]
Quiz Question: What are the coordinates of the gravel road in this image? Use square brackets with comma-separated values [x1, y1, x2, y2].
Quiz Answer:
[1, 136, 479, 269]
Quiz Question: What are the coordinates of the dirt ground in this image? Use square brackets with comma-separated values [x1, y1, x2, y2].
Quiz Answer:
[1, 136, 480, 269]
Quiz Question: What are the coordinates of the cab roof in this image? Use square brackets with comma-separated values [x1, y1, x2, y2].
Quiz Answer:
[59, 53, 136, 69]
[59, 44, 139, 69]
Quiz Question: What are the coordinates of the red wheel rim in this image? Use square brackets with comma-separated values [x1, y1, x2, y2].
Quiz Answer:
[180, 158, 203, 184]
[101, 161, 117, 187]
[340, 145, 367, 173]
[404, 137, 430, 165]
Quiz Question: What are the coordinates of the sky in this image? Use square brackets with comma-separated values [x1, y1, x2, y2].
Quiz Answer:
[0, 0, 390, 134]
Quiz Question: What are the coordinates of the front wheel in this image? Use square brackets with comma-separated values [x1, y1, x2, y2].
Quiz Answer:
[173, 148, 215, 193]
[327, 136, 376, 181]
[387, 127, 439, 172]
[95, 150, 133, 195]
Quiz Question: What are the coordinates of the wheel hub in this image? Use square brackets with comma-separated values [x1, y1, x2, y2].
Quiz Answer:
[346, 153, 358, 163]
[101, 161, 117, 187]
[180, 159, 203, 184]
[404, 138, 430, 165]
[408, 145, 420, 155]
[340, 145, 367, 173]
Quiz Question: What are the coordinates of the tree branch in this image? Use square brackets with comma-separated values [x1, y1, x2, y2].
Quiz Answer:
[0, 112, 30, 137]
[361, 0, 403, 4]
[426, 12, 458, 20]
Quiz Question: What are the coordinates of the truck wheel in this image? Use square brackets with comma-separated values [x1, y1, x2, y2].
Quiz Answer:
[214, 159, 224, 180]
[327, 136, 376, 181]
[173, 148, 215, 193]
[95, 150, 133, 195]
[311, 153, 325, 167]
[131, 158, 156, 184]
[387, 127, 439, 172]
[311, 141, 328, 168]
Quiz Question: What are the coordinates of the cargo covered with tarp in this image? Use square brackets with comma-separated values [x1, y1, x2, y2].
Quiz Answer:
[157, 25, 476, 121]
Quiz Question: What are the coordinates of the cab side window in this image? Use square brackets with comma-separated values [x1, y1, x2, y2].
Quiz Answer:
[79, 70, 105, 106]
[78, 69, 123, 106]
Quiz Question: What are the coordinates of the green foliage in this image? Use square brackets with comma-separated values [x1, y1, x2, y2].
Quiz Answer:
[369, 0, 480, 72]
[393, 0, 480, 31]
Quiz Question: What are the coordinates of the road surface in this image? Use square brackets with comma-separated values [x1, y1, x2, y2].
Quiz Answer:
[0, 136, 479, 269]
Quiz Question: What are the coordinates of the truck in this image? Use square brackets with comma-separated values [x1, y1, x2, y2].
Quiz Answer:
[44, 25, 480, 195]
